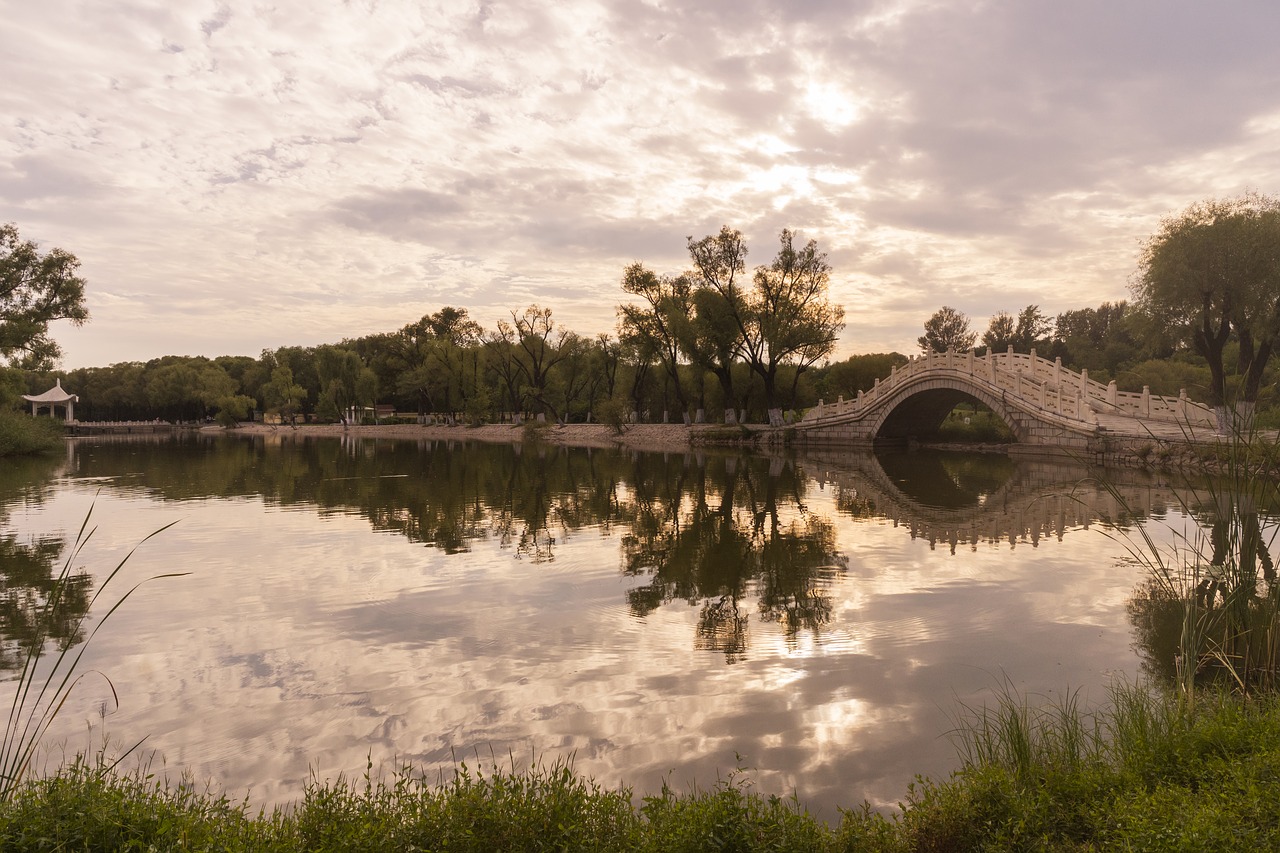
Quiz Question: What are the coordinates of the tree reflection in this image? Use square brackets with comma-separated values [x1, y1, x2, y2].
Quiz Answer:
[1128, 490, 1280, 690]
[0, 535, 89, 670]
[620, 454, 847, 660]
[67, 436, 850, 660]
[0, 454, 89, 671]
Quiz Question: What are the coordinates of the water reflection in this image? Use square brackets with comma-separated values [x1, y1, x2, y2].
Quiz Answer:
[1127, 488, 1280, 686]
[621, 455, 846, 660]
[0, 454, 89, 671]
[806, 447, 1179, 553]
[22, 433, 1261, 815]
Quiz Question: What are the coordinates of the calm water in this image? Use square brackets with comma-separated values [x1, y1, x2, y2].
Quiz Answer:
[0, 434, 1196, 816]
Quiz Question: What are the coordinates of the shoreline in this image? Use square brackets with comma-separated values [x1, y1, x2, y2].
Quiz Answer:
[228, 421, 711, 453]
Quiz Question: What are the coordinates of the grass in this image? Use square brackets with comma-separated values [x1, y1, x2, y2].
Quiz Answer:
[0, 411, 63, 457]
[3, 688, 1280, 851]
[1104, 409, 1280, 701]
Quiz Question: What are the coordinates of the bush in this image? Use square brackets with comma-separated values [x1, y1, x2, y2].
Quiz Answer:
[0, 411, 63, 456]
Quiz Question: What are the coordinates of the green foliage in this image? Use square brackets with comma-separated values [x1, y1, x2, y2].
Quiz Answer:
[1117, 357, 1213, 399]
[638, 769, 829, 852]
[933, 409, 1015, 443]
[918, 306, 975, 353]
[214, 394, 256, 427]
[0, 411, 62, 456]
[811, 352, 906, 403]
[7, 692, 1280, 850]
[0, 224, 89, 370]
[262, 364, 306, 425]
[1132, 193, 1280, 407]
[315, 346, 376, 424]
[904, 684, 1280, 852]
[595, 397, 629, 434]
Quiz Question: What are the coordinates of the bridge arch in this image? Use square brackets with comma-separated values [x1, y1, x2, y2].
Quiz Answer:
[867, 375, 1026, 442]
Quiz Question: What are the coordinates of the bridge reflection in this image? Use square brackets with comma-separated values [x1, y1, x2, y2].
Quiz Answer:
[803, 447, 1183, 553]
[50, 433, 1260, 667]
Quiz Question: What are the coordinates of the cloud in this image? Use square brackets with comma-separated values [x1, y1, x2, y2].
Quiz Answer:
[1, 0, 1278, 365]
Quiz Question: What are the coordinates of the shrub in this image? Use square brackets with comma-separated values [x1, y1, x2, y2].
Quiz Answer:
[0, 411, 63, 456]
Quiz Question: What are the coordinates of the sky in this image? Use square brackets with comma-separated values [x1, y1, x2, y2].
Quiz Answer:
[4, 0, 1280, 369]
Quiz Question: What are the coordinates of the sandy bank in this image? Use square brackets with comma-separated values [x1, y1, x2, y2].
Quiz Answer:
[229, 421, 731, 453]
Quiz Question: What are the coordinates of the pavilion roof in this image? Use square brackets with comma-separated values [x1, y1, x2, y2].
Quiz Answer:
[23, 377, 79, 404]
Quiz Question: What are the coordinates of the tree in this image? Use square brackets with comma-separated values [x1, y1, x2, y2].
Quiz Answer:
[500, 305, 574, 422]
[685, 228, 751, 423]
[618, 263, 693, 423]
[919, 306, 976, 354]
[1052, 301, 1146, 373]
[688, 227, 843, 426]
[980, 312, 1016, 353]
[676, 287, 746, 424]
[748, 230, 844, 425]
[262, 365, 306, 426]
[981, 305, 1050, 354]
[0, 224, 89, 369]
[391, 307, 484, 420]
[315, 346, 377, 425]
[1133, 193, 1280, 429]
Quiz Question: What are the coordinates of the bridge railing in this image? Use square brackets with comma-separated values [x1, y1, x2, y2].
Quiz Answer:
[803, 347, 1215, 427]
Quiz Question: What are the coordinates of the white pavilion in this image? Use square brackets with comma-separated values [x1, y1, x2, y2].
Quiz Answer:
[22, 378, 78, 423]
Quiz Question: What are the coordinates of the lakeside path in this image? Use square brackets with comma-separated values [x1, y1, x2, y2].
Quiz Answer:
[229, 421, 711, 453]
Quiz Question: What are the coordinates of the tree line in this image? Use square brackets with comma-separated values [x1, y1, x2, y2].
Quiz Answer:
[2, 193, 1279, 428]
[917, 193, 1280, 427]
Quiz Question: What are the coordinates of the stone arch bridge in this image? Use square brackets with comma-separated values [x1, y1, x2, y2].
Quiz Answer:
[797, 348, 1216, 452]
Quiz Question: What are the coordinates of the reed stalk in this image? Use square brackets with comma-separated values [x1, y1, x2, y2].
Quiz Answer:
[0, 504, 182, 801]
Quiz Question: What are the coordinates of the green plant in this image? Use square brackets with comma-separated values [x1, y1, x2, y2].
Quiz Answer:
[595, 398, 629, 435]
[0, 412, 63, 457]
[1100, 406, 1280, 702]
[0, 505, 182, 801]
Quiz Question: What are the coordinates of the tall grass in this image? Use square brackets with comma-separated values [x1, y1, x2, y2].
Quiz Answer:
[1091, 402, 1280, 702]
[0, 505, 182, 801]
[0, 412, 63, 457]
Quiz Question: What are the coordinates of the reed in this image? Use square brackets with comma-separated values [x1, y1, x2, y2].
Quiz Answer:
[0, 504, 182, 801]
[1094, 405, 1280, 702]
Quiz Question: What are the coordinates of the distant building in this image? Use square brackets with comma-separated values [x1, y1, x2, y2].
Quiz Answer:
[22, 378, 78, 423]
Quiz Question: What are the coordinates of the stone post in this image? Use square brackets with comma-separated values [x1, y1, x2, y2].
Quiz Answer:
[1107, 380, 1117, 406]
[1141, 385, 1151, 417]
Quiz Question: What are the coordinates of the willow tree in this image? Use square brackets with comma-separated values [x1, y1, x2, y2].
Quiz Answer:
[1133, 193, 1280, 431]
[749, 230, 844, 426]
[688, 227, 844, 426]
[617, 263, 693, 424]
[686, 226, 750, 424]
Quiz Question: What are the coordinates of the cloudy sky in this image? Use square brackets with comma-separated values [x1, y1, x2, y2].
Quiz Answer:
[4, 0, 1280, 368]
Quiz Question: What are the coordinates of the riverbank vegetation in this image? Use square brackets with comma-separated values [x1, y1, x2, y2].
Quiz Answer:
[0, 410, 62, 455]
[5, 198, 1280, 445]
[1, 684, 1278, 851]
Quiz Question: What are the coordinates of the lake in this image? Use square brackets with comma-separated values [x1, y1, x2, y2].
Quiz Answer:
[0, 433, 1196, 817]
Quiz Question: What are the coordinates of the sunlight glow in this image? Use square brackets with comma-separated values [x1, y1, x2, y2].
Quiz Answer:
[803, 80, 862, 130]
